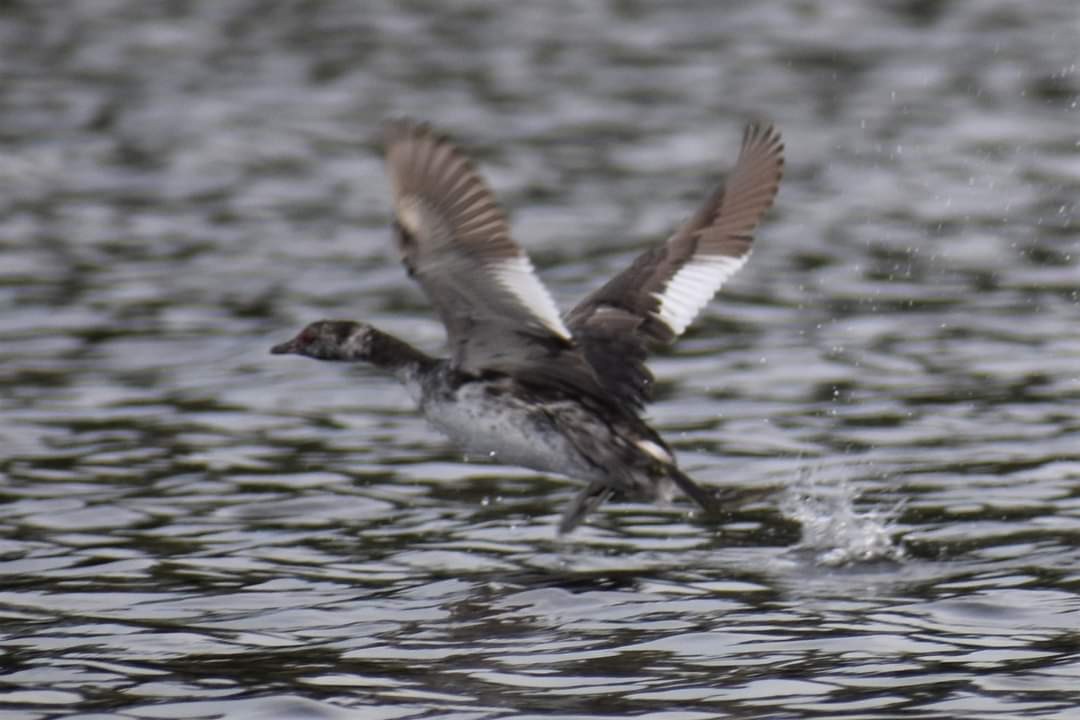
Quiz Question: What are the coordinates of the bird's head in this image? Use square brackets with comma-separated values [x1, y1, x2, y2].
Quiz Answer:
[270, 320, 377, 362]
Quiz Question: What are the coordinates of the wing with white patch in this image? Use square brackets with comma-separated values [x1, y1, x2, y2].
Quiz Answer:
[385, 120, 603, 395]
[566, 123, 784, 407]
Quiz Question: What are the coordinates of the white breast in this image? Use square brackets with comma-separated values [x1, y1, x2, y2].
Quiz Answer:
[418, 382, 594, 479]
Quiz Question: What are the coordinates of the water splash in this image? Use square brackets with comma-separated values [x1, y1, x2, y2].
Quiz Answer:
[780, 469, 905, 566]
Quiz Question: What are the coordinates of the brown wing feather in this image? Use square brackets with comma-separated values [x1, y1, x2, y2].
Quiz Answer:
[385, 120, 606, 397]
[566, 123, 784, 407]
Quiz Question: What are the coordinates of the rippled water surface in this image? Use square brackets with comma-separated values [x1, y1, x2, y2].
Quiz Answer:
[2, 1, 1079, 718]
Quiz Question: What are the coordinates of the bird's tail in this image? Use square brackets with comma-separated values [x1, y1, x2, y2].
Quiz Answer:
[559, 467, 724, 535]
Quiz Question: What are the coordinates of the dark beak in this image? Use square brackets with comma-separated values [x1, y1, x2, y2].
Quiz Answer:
[270, 338, 298, 355]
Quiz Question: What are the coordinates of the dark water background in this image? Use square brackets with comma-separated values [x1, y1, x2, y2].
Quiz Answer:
[1, 1, 1079, 718]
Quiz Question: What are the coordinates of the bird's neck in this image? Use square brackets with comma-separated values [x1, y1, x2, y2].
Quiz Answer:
[359, 328, 439, 382]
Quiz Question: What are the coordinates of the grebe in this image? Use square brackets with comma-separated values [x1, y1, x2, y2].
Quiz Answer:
[272, 120, 783, 533]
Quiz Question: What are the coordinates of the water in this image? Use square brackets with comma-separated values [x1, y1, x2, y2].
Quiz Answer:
[1, 1, 1078, 717]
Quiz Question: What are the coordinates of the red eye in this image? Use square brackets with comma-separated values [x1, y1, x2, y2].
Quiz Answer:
[299, 328, 316, 344]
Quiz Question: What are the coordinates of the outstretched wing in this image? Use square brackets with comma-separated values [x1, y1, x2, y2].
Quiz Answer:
[565, 123, 784, 408]
[384, 120, 602, 394]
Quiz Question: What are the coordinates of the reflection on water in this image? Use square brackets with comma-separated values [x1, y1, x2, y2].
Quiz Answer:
[1, 1, 1079, 717]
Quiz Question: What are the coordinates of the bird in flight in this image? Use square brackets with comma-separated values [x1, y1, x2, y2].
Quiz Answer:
[272, 119, 783, 533]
